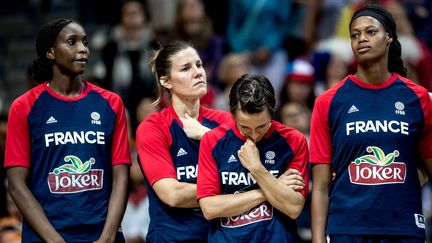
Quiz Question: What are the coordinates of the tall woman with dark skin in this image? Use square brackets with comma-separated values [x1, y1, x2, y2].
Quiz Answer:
[5, 19, 130, 242]
[310, 5, 432, 243]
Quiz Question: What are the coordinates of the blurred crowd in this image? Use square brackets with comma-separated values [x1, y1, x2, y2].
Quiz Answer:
[1, 0, 432, 242]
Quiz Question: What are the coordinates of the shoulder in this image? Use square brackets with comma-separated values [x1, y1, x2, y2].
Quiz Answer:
[273, 121, 306, 142]
[397, 75, 430, 98]
[10, 83, 46, 112]
[88, 82, 122, 101]
[201, 107, 232, 122]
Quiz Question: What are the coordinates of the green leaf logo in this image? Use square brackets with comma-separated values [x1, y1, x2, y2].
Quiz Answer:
[53, 156, 95, 174]
[355, 146, 399, 166]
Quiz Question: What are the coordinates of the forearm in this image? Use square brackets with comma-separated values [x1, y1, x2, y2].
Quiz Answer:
[98, 165, 129, 242]
[7, 168, 64, 243]
[153, 178, 199, 208]
[250, 167, 304, 219]
[311, 164, 331, 243]
[199, 189, 265, 220]
[311, 188, 329, 243]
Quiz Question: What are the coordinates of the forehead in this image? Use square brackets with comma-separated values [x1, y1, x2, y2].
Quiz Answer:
[170, 47, 200, 65]
[351, 16, 384, 30]
[57, 22, 86, 38]
[235, 109, 271, 126]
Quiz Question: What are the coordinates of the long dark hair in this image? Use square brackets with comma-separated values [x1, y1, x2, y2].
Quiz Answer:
[349, 5, 407, 77]
[31, 19, 73, 83]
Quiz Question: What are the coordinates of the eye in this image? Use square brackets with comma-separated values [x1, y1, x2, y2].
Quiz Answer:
[367, 29, 378, 36]
[196, 62, 203, 68]
[350, 32, 359, 39]
[82, 39, 89, 46]
[67, 39, 76, 45]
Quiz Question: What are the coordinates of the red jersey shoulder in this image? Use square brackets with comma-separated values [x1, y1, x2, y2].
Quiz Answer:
[315, 75, 348, 107]
[201, 106, 232, 124]
[397, 75, 430, 100]
[88, 82, 124, 107]
[272, 121, 307, 146]
[10, 83, 46, 112]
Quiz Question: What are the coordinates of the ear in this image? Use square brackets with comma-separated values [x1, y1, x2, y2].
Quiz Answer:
[46, 48, 55, 60]
[159, 76, 172, 89]
[387, 34, 393, 46]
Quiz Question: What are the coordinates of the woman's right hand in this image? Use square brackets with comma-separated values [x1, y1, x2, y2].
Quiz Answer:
[180, 113, 210, 140]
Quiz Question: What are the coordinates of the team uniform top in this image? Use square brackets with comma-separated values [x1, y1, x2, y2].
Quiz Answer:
[310, 73, 432, 238]
[197, 120, 309, 243]
[4, 81, 131, 242]
[136, 105, 232, 243]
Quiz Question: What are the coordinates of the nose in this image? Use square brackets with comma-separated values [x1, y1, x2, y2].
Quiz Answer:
[78, 41, 89, 53]
[249, 131, 260, 142]
[192, 65, 203, 76]
[359, 32, 368, 42]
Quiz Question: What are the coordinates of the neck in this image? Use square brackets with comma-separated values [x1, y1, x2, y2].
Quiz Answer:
[48, 79, 85, 97]
[356, 61, 391, 85]
[171, 96, 201, 119]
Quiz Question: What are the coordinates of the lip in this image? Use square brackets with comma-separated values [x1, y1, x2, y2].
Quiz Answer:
[357, 46, 371, 54]
[194, 80, 206, 86]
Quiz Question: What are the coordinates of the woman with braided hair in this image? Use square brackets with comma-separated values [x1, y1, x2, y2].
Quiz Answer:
[310, 5, 432, 243]
[197, 74, 308, 242]
[4, 19, 131, 242]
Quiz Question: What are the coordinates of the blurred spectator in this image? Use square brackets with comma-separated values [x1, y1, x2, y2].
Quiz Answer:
[214, 53, 250, 111]
[325, 54, 351, 89]
[226, 0, 292, 98]
[384, 0, 432, 91]
[136, 97, 159, 125]
[100, 0, 156, 136]
[0, 191, 22, 243]
[277, 102, 311, 141]
[279, 58, 316, 110]
[174, 0, 224, 86]
[146, 0, 179, 45]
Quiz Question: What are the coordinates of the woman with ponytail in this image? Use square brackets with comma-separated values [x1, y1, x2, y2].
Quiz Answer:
[310, 5, 432, 243]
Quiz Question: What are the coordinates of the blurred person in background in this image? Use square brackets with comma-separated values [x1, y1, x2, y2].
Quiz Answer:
[279, 58, 316, 111]
[101, 0, 156, 135]
[213, 53, 250, 111]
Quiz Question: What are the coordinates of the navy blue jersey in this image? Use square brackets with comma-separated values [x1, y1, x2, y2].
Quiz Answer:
[136, 105, 232, 242]
[5, 82, 131, 242]
[197, 120, 309, 242]
[310, 74, 432, 238]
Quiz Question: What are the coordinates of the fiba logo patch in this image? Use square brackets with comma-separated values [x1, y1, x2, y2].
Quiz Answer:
[395, 101, 405, 115]
[91, 112, 101, 125]
[264, 151, 275, 164]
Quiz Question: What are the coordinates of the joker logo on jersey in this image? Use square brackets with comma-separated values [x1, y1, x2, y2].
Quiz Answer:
[221, 201, 273, 228]
[48, 155, 103, 193]
[348, 146, 406, 185]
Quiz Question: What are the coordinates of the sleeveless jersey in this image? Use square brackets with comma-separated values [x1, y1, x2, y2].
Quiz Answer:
[5, 82, 131, 242]
[310, 74, 432, 238]
[136, 105, 231, 242]
[197, 120, 309, 242]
